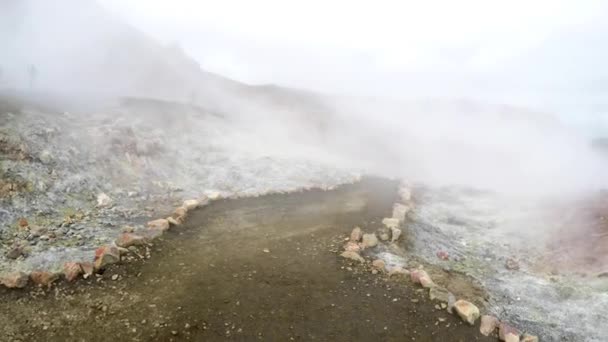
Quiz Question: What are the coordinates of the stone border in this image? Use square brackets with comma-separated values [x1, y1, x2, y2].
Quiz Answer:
[339, 181, 539, 342]
[0, 176, 363, 290]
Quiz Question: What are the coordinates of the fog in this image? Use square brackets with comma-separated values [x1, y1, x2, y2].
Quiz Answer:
[2, 0, 608, 198]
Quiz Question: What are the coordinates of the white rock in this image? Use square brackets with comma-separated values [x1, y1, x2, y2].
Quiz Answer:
[204, 190, 221, 200]
[182, 199, 200, 211]
[398, 185, 412, 202]
[453, 300, 480, 325]
[96, 193, 112, 207]
[382, 218, 400, 229]
[361, 233, 379, 248]
[392, 203, 410, 223]
[340, 251, 364, 263]
[390, 227, 402, 242]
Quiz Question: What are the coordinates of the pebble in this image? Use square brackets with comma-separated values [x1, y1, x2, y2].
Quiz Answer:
[111, 274, 119, 281]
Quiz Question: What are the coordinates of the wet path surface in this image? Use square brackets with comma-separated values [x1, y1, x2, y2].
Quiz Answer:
[0, 178, 491, 341]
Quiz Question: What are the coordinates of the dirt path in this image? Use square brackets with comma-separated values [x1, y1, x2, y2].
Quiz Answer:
[0, 178, 492, 341]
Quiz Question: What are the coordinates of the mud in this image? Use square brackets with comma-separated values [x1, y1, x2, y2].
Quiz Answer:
[0, 178, 492, 341]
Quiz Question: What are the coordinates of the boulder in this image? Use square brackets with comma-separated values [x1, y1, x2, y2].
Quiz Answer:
[147, 219, 170, 231]
[361, 233, 378, 248]
[340, 251, 365, 263]
[382, 217, 400, 229]
[453, 300, 480, 325]
[390, 227, 402, 242]
[96, 193, 112, 207]
[115, 233, 146, 248]
[182, 199, 200, 211]
[0, 272, 29, 288]
[30, 271, 59, 287]
[499, 322, 520, 341]
[63, 262, 83, 282]
[392, 203, 410, 223]
[350, 227, 363, 242]
[480, 315, 499, 336]
[372, 259, 386, 271]
[94, 245, 120, 270]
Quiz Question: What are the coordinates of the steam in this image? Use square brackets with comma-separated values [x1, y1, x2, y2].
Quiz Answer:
[1, 0, 607, 199]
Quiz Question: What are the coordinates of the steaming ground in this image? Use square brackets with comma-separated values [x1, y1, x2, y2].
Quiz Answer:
[0, 93, 359, 274]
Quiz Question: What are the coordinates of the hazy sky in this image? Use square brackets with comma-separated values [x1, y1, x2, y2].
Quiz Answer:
[99, 1, 608, 131]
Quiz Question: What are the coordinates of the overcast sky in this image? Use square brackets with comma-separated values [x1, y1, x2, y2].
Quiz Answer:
[99, 0, 608, 131]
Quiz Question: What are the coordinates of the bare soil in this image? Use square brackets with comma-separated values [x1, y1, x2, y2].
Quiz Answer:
[0, 178, 493, 341]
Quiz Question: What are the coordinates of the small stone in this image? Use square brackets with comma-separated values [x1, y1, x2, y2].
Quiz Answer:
[410, 269, 434, 288]
[182, 199, 200, 211]
[30, 271, 59, 288]
[6, 244, 26, 259]
[388, 266, 409, 277]
[372, 259, 386, 271]
[17, 218, 29, 229]
[480, 315, 499, 336]
[147, 219, 170, 231]
[453, 300, 480, 325]
[350, 227, 363, 242]
[115, 233, 146, 248]
[205, 190, 221, 200]
[499, 322, 520, 341]
[340, 251, 365, 263]
[382, 217, 400, 229]
[390, 227, 402, 242]
[80, 262, 94, 277]
[97, 193, 112, 207]
[429, 286, 451, 303]
[94, 245, 121, 270]
[262, 248, 270, 253]
[0, 272, 29, 288]
[64, 262, 83, 282]
[344, 241, 361, 252]
[167, 216, 181, 226]
[521, 333, 539, 342]
[377, 227, 391, 241]
[436, 250, 449, 261]
[505, 333, 520, 342]
[172, 207, 187, 224]
[447, 293, 456, 313]
[361, 234, 378, 248]
[505, 258, 520, 270]
[111, 274, 119, 281]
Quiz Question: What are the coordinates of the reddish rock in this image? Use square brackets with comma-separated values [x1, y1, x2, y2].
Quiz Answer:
[350, 227, 363, 242]
[80, 262, 94, 277]
[454, 299, 480, 325]
[30, 271, 59, 287]
[0, 272, 29, 288]
[147, 218, 170, 231]
[115, 233, 146, 248]
[410, 269, 434, 288]
[499, 322, 521, 341]
[63, 262, 83, 282]
[372, 259, 386, 271]
[94, 245, 120, 270]
[436, 250, 449, 261]
[480, 315, 499, 336]
[344, 241, 361, 252]
[17, 218, 29, 229]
